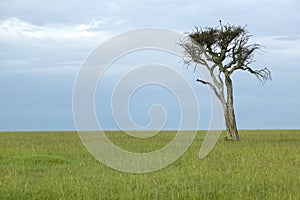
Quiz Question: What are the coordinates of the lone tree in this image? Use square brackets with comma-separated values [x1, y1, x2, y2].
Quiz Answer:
[179, 21, 271, 141]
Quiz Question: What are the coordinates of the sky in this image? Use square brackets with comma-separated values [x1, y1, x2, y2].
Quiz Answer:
[0, 0, 300, 131]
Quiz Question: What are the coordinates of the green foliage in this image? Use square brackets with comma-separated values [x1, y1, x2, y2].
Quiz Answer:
[0, 130, 299, 199]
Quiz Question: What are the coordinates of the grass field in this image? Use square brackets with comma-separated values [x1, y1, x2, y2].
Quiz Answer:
[0, 130, 299, 199]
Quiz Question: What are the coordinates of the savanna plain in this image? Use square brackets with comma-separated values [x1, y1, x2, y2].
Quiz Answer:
[0, 130, 299, 199]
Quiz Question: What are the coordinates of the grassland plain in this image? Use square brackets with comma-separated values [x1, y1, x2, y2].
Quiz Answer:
[0, 130, 299, 199]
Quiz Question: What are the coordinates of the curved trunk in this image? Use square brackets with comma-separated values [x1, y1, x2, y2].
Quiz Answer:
[224, 76, 239, 141]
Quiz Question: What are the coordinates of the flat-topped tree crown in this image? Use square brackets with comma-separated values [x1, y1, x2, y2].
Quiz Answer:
[183, 22, 271, 83]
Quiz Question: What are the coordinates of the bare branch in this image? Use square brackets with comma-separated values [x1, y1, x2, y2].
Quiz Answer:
[196, 79, 209, 85]
[210, 65, 222, 89]
[241, 67, 272, 84]
[196, 79, 224, 103]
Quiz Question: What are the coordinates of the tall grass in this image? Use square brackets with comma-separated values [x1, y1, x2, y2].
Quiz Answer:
[0, 130, 299, 199]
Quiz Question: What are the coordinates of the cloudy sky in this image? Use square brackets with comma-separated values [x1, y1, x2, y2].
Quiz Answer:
[1, 0, 300, 131]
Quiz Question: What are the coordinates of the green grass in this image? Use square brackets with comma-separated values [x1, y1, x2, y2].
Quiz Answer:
[0, 130, 299, 199]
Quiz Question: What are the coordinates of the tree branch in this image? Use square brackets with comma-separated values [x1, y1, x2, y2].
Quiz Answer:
[196, 79, 224, 103]
[196, 79, 209, 85]
[241, 66, 272, 84]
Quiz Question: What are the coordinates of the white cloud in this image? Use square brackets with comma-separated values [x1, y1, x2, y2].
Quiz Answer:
[253, 35, 300, 58]
[75, 20, 105, 31]
[0, 18, 111, 41]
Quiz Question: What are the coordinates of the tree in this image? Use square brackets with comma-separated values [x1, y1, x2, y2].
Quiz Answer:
[179, 21, 271, 141]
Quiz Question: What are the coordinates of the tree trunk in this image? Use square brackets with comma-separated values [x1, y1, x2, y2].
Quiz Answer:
[224, 76, 239, 141]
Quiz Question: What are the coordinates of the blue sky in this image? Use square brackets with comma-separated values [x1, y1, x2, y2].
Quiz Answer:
[0, 0, 300, 131]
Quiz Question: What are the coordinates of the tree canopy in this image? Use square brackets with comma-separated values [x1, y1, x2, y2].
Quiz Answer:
[180, 21, 271, 84]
